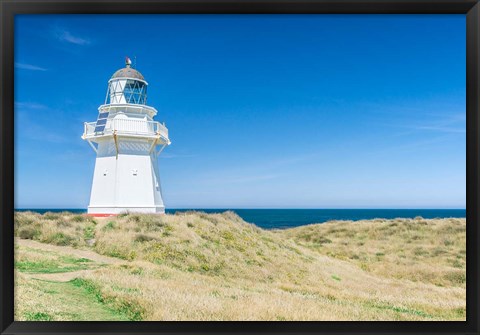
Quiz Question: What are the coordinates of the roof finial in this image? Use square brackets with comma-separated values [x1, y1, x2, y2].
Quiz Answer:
[125, 56, 132, 68]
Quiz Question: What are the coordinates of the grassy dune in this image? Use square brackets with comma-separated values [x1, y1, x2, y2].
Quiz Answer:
[14, 211, 466, 321]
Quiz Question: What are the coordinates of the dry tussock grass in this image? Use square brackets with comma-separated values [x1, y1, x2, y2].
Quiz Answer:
[14, 211, 466, 320]
[15, 211, 96, 247]
[278, 217, 466, 288]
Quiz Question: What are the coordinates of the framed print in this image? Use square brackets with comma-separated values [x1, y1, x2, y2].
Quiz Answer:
[1, 0, 479, 334]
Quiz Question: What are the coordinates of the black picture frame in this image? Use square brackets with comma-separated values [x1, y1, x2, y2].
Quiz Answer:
[1, 0, 479, 334]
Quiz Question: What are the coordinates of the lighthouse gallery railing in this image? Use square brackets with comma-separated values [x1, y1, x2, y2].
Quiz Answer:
[83, 118, 168, 139]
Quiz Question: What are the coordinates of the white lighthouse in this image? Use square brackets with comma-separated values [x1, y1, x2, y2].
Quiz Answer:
[82, 57, 170, 216]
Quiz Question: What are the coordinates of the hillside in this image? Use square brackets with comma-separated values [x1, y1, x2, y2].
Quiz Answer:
[14, 211, 466, 321]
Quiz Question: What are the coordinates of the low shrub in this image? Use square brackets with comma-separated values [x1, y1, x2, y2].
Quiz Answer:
[102, 221, 117, 231]
[44, 232, 75, 246]
[134, 234, 158, 243]
[17, 226, 40, 240]
[71, 215, 87, 222]
[43, 212, 61, 220]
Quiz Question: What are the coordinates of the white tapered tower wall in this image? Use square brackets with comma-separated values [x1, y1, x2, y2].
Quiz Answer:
[87, 139, 165, 214]
[82, 58, 170, 215]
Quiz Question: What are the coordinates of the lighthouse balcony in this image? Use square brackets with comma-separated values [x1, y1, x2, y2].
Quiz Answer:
[82, 118, 169, 142]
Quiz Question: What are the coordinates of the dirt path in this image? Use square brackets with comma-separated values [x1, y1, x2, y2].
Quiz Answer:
[16, 238, 127, 282]
[16, 238, 124, 265]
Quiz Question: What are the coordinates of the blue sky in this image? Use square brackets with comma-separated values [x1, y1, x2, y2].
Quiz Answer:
[14, 14, 466, 209]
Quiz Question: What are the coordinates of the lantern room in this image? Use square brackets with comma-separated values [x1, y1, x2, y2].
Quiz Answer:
[106, 57, 148, 105]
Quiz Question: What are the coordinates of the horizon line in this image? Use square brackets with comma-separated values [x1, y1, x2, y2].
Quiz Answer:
[15, 207, 467, 210]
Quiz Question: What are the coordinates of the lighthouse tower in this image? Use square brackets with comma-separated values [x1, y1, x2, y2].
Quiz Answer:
[82, 57, 170, 215]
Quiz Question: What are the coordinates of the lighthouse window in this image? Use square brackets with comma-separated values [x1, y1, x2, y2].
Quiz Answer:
[107, 79, 147, 105]
[123, 79, 147, 105]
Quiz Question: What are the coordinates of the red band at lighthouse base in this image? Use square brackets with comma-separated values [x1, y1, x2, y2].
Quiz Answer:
[86, 213, 118, 217]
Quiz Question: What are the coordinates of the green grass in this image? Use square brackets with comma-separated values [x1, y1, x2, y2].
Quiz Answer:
[24, 312, 53, 321]
[15, 247, 98, 274]
[363, 301, 433, 319]
[71, 278, 146, 321]
[16, 259, 89, 274]
[103, 221, 117, 231]
[331, 274, 341, 282]
[84, 223, 96, 240]
[17, 279, 129, 321]
[15, 259, 94, 274]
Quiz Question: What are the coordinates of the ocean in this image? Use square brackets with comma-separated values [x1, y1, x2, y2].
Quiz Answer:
[15, 208, 466, 229]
